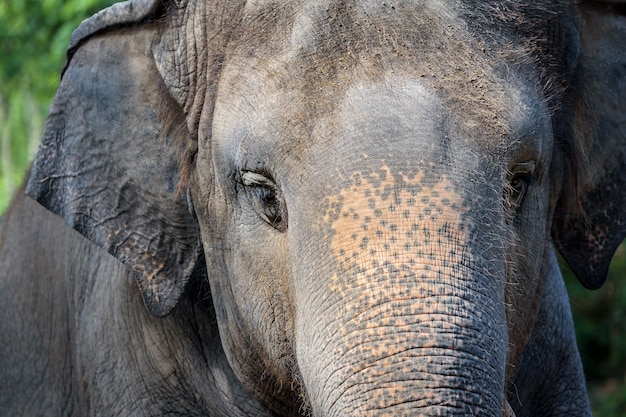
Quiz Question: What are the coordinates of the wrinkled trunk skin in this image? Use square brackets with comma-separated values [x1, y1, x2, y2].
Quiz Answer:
[292, 168, 509, 416]
[298, 269, 507, 416]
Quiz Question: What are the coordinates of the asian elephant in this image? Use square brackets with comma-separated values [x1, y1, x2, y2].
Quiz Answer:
[1, 0, 625, 416]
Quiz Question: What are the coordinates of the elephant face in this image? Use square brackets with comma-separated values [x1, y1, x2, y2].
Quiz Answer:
[24, 0, 626, 416]
[191, 11, 558, 412]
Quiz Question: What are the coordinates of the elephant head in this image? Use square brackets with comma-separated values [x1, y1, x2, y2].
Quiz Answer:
[25, 0, 625, 415]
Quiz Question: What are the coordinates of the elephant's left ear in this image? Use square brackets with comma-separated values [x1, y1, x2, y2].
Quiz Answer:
[552, 1, 626, 289]
[25, 0, 201, 317]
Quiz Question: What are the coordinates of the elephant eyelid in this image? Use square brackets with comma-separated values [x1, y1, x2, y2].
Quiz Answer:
[516, 160, 536, 172]
[509, 161, 536, 183]
[241, 171, 276, 188]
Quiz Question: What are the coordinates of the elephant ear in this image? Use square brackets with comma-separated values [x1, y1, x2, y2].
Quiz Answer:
[25, 0, 201, 317]
[552, 1, 626, 289]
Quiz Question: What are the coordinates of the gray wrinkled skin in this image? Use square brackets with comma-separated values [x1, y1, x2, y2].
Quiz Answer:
[1, 0, 625, 416]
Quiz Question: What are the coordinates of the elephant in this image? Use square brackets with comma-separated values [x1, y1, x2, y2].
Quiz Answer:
[1, 0, 625, 415]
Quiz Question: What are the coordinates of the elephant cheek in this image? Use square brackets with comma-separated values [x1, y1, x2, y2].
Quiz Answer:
[293, 169, 509, 415]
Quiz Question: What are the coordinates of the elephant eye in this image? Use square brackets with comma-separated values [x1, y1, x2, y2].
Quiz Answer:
[241, 171, 288, 232]
[506, 161, 536, 210]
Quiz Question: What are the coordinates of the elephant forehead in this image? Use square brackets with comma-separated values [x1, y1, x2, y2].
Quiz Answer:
[285, 0, 457, 55]
[333, 78, 444, 155]
[218, 10, 542, 165]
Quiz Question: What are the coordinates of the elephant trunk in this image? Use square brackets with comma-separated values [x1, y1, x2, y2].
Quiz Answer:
[296, 264, 509, 416]
[293, 170, 510, 416]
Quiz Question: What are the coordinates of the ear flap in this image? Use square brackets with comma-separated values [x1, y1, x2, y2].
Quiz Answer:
[25, 0, 201, 317]
[552, 2, 626, 289]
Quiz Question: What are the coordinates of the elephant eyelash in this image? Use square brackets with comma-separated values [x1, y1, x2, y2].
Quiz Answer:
[241, 171, 288, 232]
[511, 173, 534, 202]
[506, 161, 537, 210]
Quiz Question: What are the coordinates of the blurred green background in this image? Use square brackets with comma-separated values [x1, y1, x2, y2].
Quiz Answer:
[1, 1, 625, 415]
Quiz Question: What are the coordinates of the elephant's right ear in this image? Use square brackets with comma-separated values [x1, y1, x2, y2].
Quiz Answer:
[25, 0, 201, 317]
[552, 1, 626, 290]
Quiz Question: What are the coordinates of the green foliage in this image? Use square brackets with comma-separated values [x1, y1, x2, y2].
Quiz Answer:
[0, 0, 113, 99]
[564, 249, 626, 416]
[0, 93, 44, 210]
[1, 2, 625, 415]
[0, 0, 115, 213]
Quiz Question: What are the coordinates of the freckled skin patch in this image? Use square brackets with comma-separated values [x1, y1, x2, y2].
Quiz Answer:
[324, 165, 469, 297]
